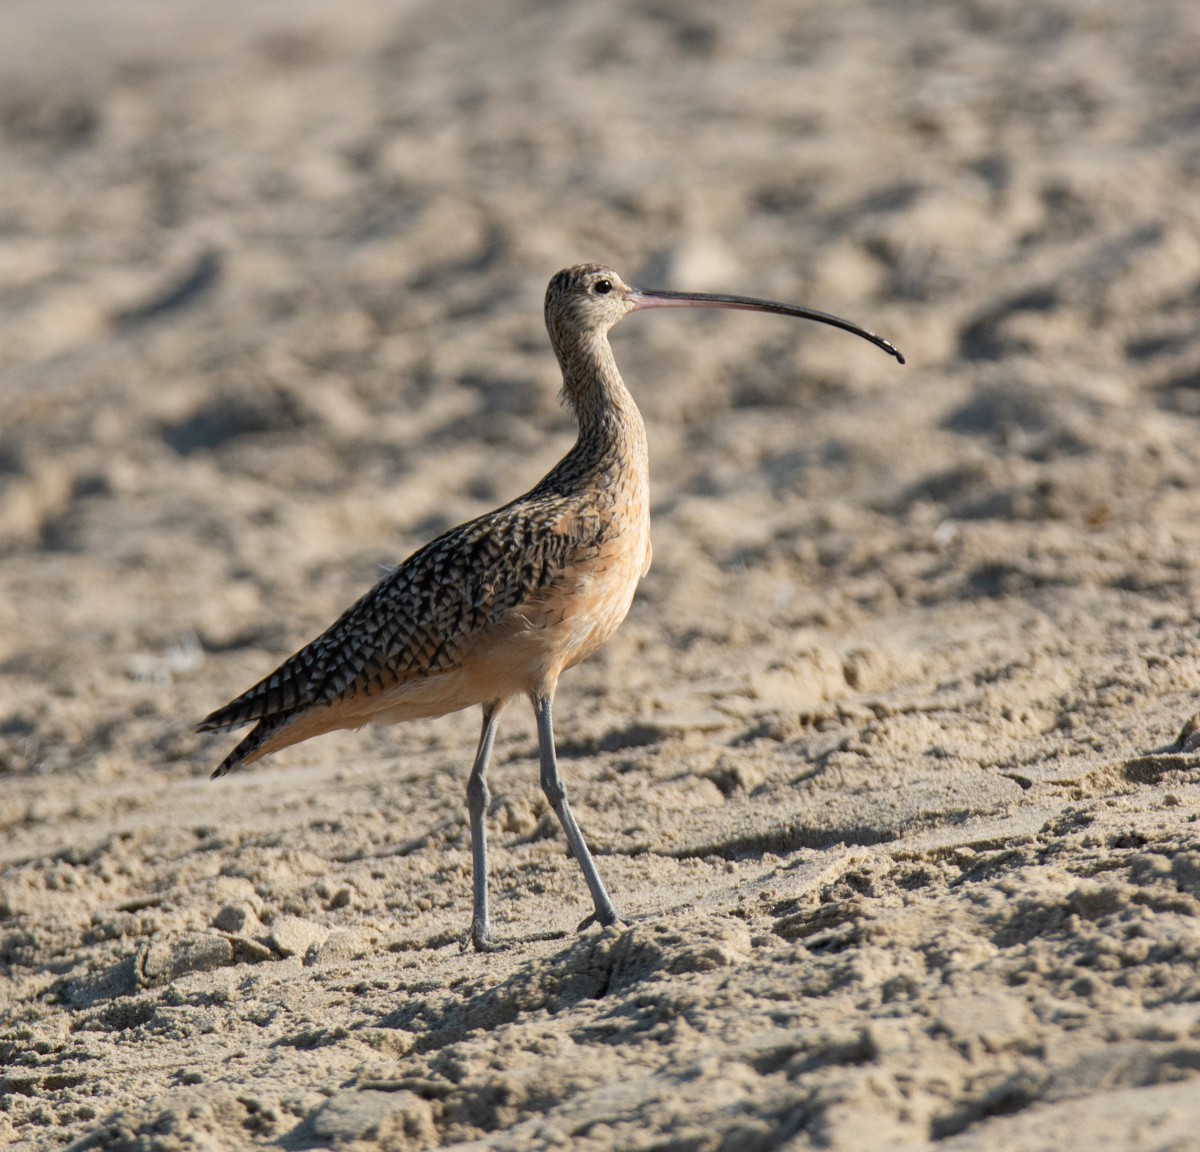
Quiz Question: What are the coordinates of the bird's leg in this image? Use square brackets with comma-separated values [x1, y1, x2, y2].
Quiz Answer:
[466, 701, 503, 951]
[532, 692, 619, 930]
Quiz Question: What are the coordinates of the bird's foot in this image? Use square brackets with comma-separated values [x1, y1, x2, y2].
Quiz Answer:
[576, 908, 623, 933]
[462, 921, 507, 953]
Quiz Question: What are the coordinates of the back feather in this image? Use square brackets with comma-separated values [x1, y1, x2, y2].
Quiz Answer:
[198, 489, 609, 748]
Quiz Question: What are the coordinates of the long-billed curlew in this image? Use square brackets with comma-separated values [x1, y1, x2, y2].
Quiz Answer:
[198, 264, 903, 949]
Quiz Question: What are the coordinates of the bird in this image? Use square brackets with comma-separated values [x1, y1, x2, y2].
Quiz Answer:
[198, 263, 903, 950]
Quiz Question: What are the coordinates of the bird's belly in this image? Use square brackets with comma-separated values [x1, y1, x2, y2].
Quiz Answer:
[366, 590, 632, 723]
[542, 533, 648, 672]
[367, 528, 649, 721]
[370, 666, 490, 724]
[466, 536, 647, 695]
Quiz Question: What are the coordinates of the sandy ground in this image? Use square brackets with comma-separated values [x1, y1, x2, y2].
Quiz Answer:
[3, 0, 1200, 1148]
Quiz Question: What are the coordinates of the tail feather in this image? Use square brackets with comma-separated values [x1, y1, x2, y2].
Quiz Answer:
[196, 658, 315, 734]
[209, 712, 299, 778]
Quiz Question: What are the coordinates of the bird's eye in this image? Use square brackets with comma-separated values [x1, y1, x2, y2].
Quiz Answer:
[593, 279, 613, 295]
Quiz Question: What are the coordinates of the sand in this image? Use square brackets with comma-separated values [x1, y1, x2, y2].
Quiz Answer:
[2, 0, 1200, 1148]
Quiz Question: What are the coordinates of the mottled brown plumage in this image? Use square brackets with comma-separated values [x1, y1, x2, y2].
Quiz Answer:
[199, 263, 902, 949]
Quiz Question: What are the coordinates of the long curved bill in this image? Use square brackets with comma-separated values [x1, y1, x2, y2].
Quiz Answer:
[628, 287, 904, 364]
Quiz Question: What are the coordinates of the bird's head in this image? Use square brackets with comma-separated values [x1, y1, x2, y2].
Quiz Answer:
[544, 262, 905, 363]
[544, 263, 638, 343]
